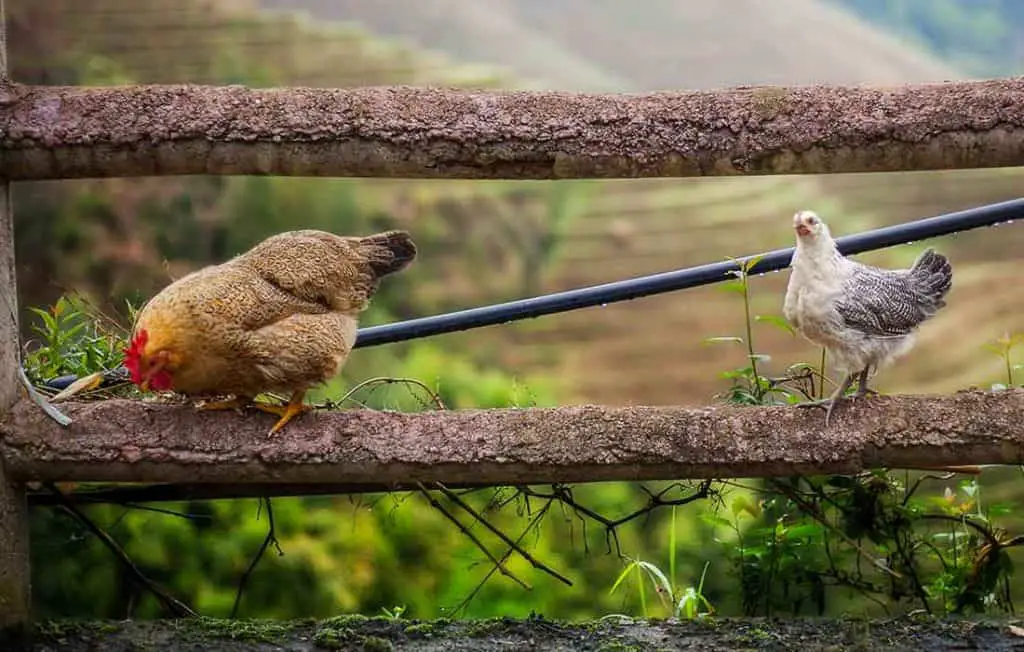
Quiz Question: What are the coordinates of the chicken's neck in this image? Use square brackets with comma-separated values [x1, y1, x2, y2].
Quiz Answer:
[792, 233, 845, 281]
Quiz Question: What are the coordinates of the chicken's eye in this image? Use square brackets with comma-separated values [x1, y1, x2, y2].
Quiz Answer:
[806, 216, 818, 225]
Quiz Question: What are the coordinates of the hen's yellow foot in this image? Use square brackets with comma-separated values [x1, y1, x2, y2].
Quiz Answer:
[198, 396, 250, 413]
[254, 391, 310, 436]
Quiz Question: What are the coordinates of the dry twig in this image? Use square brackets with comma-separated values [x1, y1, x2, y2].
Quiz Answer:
[45, 482, 197, 617]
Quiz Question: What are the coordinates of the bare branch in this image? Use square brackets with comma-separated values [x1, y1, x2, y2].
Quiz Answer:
[45, 483, 197, 618]
[2, 391, 1022, 485]
[519, 481, 712, 554]
[452, 502, 553, 616]
[2, 79, 1024, 180]
[433, 482, 572, 586]
[230, 497, 282, 619]
[416, 483, 530, 591]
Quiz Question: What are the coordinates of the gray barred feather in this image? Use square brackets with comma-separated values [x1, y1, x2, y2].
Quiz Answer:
[836, 248, 952, 338]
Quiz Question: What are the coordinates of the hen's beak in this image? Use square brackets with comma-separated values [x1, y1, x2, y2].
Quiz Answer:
[140, 360, 165, 392]
[795, 224, 811, 237]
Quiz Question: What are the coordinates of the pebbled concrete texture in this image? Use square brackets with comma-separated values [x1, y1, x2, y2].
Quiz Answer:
[0, 390, 1022, 485]
[1, 79, 1023, 180]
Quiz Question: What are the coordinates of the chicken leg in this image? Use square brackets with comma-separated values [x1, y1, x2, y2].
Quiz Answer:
[797, 372, 856, 427]
[253, 389, 311, 436]
[198, 396, 251, 412]
[854, 369, 879, 398]
[799, 366, 883, 426]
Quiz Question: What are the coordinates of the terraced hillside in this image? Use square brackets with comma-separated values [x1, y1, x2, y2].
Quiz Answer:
[259, 0, 957, 89]
[514, 172, 1024, 405]
[21, 0, 1024, 407]
[10, 0, 556, 317]
[253, 0, 1024, 406]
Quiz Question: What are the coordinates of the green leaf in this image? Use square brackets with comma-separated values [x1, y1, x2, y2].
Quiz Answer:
[28, 307, 57, 335]
[696, 560, 710, 596]
[52, 297, 68, 318]
[63, 321, 87, 342]
[637, 560, 673, 601]
[704, 336, 744, 345]
[780, 524, 822, 540]
[741, 253, 767, 272]
[719, 367, 753, 379]
[699, 513, 733, 529]
[609, 560, 638, 595]
[718, 280, 746, 295]
[754, 314, 795, 335]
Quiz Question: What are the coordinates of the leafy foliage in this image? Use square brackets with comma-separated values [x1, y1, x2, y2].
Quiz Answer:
[704, 473, 1020, 617]
[608, 507, 715, 620]
[23, 294, 133, 384]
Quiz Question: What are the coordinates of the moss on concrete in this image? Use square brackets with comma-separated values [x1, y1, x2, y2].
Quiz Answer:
[3, 615, 1024, 651]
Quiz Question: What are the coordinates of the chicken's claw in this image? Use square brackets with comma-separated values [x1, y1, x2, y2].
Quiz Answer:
[254, 390, 310, 437]
[796, 372, 858, 428]
[854, 370, 879, 399]
[797, 397, 841, 427]
[198, 396, 250, 413]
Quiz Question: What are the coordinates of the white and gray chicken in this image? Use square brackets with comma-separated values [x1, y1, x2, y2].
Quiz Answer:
[783, 210, 953, 425]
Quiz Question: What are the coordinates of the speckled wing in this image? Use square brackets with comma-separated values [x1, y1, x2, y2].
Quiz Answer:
[835, 266, 932, 338]
[238, 230, 368, 310]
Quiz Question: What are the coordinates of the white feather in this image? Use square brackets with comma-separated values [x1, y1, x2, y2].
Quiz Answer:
[784, 211, 920, 379]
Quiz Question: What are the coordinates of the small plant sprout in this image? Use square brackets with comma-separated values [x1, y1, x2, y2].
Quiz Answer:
[676, 562, 714, 620]
[707, 255, 811, 406]
[983, 331, 1023, 390]
[609, 552, 715, 620]
[380, 605, 406, 621]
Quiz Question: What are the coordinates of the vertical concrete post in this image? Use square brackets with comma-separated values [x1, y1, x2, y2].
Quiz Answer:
[0, 0, 31, 628]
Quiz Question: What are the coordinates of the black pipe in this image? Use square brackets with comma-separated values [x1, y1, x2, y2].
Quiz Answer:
[41, 197, 1024, 390]
[354, 197, 1024, 347]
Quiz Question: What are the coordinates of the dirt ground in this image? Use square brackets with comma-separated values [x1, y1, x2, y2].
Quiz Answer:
[5, 615, 1024, 651]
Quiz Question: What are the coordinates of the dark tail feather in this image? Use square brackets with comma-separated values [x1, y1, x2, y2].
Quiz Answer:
[910, 248, 953, 307]
[361, 230, 417, 278]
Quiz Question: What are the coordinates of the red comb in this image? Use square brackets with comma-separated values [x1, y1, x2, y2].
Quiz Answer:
[124, 329, 148, 384]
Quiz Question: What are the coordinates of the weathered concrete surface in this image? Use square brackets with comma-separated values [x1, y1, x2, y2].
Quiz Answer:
[1, 79, 1024, 180]
[1, 390, 1022, 485]
[0, 151, 30, 627]
[4, 615, 1024, 651]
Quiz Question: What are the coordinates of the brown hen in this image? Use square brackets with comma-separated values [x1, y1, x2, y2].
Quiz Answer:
[124, 229, 416, 435]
